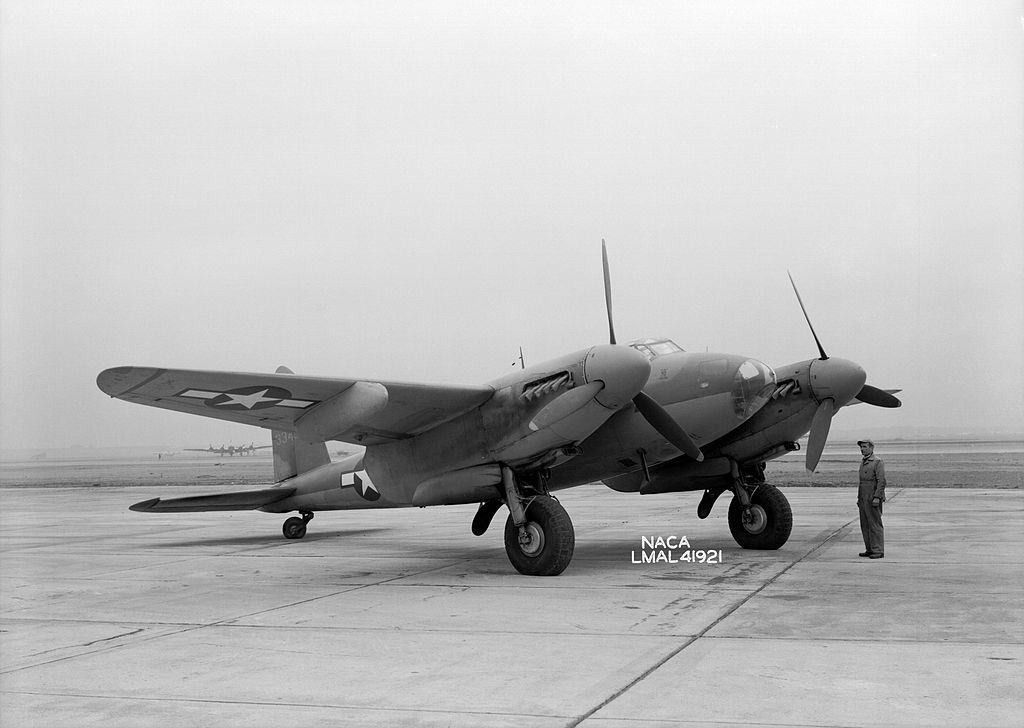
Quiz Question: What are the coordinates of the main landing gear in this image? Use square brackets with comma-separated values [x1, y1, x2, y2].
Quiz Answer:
[503, 496, 574, 576]
[696, 461, 792, 550]
[474, 465, 575, 576]
[282, 511, 313, 539]
[726, 483, 792, 550]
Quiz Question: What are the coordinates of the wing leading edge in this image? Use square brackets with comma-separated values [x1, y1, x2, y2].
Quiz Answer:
[98, 366, 494, 445]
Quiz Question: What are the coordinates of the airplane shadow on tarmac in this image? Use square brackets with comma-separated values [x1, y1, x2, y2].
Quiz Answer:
[142, 529, 745, 576]
[146, 528, 392, 549]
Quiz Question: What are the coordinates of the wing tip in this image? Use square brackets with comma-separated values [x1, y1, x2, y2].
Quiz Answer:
[129, 497, 161, 512]
[97, 366, 162, 397]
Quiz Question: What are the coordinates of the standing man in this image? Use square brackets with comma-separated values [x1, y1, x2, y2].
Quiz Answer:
[857, 439, 886, 559]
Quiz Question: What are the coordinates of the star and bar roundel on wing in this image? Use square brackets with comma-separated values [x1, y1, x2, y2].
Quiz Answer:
[175, 386, 319, 411]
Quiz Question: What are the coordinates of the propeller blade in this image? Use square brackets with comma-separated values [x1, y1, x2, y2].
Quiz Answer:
[602, 239, 616, 345]
[787, 272, 828, 360]
[600, 242, 700, 462]
[857, 384, 902, 408]
[633, 391, 704, 461]
[805, 397, 835, 472]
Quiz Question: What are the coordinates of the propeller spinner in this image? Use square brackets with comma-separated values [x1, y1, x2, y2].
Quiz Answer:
[602, 241, 704, 461]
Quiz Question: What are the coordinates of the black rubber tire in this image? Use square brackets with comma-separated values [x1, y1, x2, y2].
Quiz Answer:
[728, 484, 792, 549]
[282, 516, 307, 540]
[503, 496, 575, 576]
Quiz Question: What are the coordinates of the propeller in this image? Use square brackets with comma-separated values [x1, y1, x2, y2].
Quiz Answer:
[632, 391, 704, 461]
[856, 384, 902, 408]
[788, 271, 828, 360]
[804, 397, 835, 473]
[602, 241, 704, 461]
[787, 272, 834, 470]
[787, 272, 901, 471]
[602, 241, 617, 345]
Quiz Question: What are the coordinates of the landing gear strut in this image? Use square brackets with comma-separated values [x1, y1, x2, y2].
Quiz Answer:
[500, 466, 574, 576]
[282, 511, 314, 539]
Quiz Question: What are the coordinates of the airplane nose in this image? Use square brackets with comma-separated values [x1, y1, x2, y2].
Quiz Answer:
[583, 344, 652, 409]
[808, 357, 867, 407]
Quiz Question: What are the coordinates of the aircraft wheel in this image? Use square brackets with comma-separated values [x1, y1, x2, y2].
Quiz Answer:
[503, 496, 575, 576]
[728, 484, 792, 550]
[282, 516, 307, 540]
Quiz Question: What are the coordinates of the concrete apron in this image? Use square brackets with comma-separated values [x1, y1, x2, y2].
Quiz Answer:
[1, 486, 1021, 727]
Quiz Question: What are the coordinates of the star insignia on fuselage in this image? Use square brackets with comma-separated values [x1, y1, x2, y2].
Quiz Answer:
[340, 471, 381, 501]
[175, 386, 319, 411]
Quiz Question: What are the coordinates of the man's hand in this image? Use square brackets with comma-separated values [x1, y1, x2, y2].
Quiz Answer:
[871, 497, 881, 508]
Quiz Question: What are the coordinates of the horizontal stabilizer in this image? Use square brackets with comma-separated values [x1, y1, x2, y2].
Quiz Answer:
[129, 487, 296, 513]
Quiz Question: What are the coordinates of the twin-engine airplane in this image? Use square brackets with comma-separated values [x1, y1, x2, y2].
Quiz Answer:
[98, 244, 900, 576]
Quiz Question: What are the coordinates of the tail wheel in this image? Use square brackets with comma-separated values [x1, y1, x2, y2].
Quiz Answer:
[728, 483, 792, 549]
[503, 496, 575, 576]
[282, 516, 307, 540]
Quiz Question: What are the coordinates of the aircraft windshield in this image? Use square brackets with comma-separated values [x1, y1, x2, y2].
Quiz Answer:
[732, 358, 776, 419]
[629, 338, 685, 360]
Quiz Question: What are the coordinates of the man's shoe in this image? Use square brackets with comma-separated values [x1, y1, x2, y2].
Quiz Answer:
[859, 551, 873, 557]
[869, 553, 884, 559]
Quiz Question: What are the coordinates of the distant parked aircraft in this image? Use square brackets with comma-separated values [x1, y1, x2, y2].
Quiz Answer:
[184, 443, 271, 457]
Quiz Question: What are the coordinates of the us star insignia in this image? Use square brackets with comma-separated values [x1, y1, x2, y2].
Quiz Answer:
[341, 471, 381, 501]
[176, 386, 319, 411]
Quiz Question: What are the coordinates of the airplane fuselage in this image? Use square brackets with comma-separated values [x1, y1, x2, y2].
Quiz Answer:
[264, 344, 777, 512]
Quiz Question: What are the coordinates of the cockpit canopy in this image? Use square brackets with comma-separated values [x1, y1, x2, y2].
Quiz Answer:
[628, 338, 684, 360]
[629, 338, 776, 420]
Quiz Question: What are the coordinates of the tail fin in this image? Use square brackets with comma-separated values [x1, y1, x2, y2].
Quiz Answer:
[272, 366, 331, 481]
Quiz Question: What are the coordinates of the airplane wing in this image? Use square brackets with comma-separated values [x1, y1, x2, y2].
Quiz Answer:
[129, 486, 296, 512]
[98, 367, 494, 446]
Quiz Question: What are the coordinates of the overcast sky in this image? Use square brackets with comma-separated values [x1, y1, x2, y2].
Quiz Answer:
[2, 1, 1021, 450]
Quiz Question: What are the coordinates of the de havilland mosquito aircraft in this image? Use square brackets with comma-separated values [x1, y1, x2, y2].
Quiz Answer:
[97, 244, 900, 576]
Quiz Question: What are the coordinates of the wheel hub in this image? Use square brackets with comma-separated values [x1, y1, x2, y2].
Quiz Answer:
[518, 522, 545, 556]
[741, 504, 767, 534]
